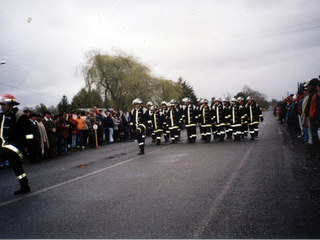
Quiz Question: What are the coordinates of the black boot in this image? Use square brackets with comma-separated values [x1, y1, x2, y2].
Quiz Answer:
[138, 145, 145, 155]
[156, 139, 161, 145]
[14, 177, 30, 195]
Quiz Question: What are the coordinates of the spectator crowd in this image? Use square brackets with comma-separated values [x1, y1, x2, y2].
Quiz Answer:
[274, 78, 320, 159]
[1, 108, 130, 166]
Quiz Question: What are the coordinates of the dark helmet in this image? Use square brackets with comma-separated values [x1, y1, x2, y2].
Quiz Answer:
[0, 93, 20, 105]
[152, 105, 159, 111]
[246, 96, 254, 101]
[171, 99, 178, 104]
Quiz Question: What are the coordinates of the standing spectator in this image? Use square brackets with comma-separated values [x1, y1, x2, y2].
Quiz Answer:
[306, 78, 320, 155]
[36, 114, 49, 159]
[29, 113, 41, 163]
[107, 111, 114, 143]
[23, 109, 30, 117]
[86, 109, 97, 148]
[56, 113, 69, 155]
[121, 111, 129, 141]
[82, 111, 89, 147]
[301, 87, 312, 144]
[42, 111, 57, 158]
[67, 113, 78, 149]
[52, 115, 59, 156]
[103, 111, 109, 143]
[95, 110, 104, 145]
[112, 112, 120, 142]
[76, 112, 85, 149]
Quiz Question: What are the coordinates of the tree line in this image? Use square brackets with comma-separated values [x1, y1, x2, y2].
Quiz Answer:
[24, 50, 270, 114]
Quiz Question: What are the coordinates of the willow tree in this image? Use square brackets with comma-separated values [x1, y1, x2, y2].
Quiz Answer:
[71, 88, 103, 109]
[82, 50, 157, 111]
[152, 77, 180, 105]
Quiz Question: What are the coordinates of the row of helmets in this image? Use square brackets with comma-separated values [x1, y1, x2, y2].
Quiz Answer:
[132, 96, 254, 107]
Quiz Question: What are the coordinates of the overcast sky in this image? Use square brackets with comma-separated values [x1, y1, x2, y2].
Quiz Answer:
[1, 0, 320, 109]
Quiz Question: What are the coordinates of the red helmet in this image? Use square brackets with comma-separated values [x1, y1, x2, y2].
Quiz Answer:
[0, 93, 20, 105]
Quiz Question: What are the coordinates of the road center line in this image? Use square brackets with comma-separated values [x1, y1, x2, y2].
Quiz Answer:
[192, 143, 254, 238]
[0, 145, 172, 207]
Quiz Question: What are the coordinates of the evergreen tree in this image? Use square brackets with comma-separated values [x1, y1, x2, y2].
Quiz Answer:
[178, 77, 197, 105]
[58, 95, 71, 113]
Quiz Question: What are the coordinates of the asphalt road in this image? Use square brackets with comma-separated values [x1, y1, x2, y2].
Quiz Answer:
[0, 112, 319, 238]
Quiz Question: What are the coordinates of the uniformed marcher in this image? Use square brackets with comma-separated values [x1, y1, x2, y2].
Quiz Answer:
[182, 97, 198, 143]
[172, 99, 183, 139]
[129, 98, 148, 154]
[160, 101, 169, 142]
[210, 97, 217, 138]
[246, 96, 263, 140]
[199, 98, 212, 142]
[150, 105, 164, 145]
[166, 100, 181, 144]
[238, 97, 248, 138]
[197, 98, 205, 139]
[212, 98, 227, 142]
[0, 93, 34, 194]
[146, 101, 153, 140]
[230, 98, 242, 141]
[223, 98, 232, 139]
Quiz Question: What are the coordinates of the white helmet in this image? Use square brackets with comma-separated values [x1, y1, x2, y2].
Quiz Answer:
[146, 101, 153, 107]
[132, 98, 142, 105]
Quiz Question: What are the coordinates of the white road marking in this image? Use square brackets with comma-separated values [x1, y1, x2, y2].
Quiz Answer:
[0, 145, 172, 207]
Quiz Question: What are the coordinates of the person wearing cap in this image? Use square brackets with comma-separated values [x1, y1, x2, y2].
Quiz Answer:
[166, 100, 181, 144]
[212, 98, 227, 142]
[199, 99, 212, 142]
[150, 105, 164, 145]
[246, 96, 263, 140]
[129, 98, 148, 154]
[182, 97, 198, 143]
[160, 101, 170, 142]
[0, 93, 34, 194]
[42, 111, 57, 158]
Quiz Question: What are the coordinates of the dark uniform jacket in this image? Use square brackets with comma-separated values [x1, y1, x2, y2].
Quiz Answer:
[246, 102, 263, 125]
[212, 104, 226, 127]
[198, 105, 212, 127]
[150, 111, 165, 131]
[129, 106, 148, 130]
[230, 104, 242, 127]
[181, 104, 198, 127]
[0, 107, 34, 156]
[166, 108, 181, 128]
